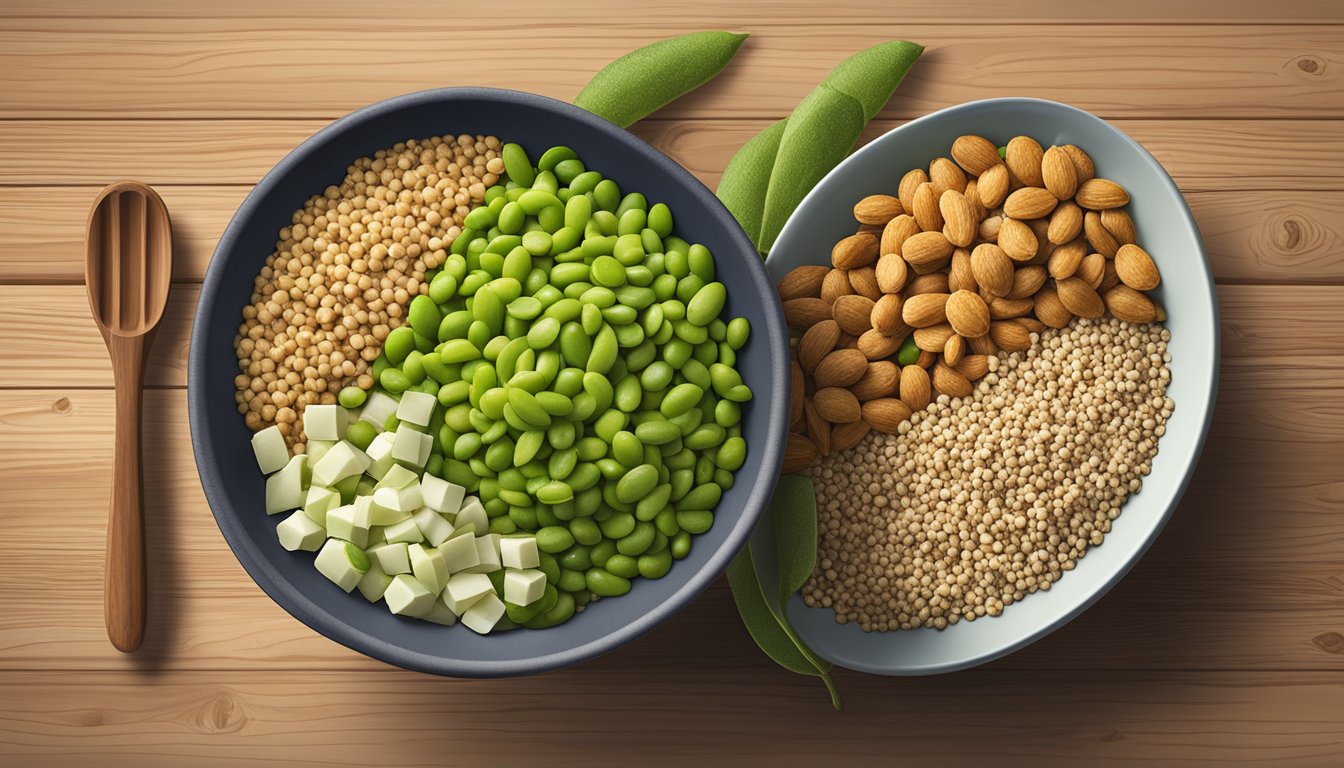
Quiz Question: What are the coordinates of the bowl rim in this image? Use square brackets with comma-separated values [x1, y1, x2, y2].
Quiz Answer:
[189, 86, 789, 677]
[764, 97, 1221, 675]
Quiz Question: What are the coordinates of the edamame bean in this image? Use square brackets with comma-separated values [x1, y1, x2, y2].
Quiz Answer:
[338, 386, 367, 409]
[585, 568, 631, 597]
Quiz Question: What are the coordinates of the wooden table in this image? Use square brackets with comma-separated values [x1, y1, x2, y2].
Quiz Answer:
[2, 1, 1341, 764]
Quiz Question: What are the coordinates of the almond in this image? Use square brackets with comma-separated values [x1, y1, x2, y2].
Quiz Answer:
[1061, 144, 1095, 182]
[945, 289, 991, 338]
[939, 190, 978, 247]
[857, 328, 904, 360]
[853, 194, 904, 226]
[875, 253, 909, 293]
[899, 364, 932, 411]
[929, 157, 967, 196]
[848, 266, 882, 301]
[814, 348, 869, 388]
[954, 354, 990, 381]
[1033, 286, 1073, 328]
[917, 349, 938, 368]
[1075, 178, 1130, 210]
[820, 268, 852, 304]
[832, 294, 877, 336]
[912, 182, 943, 232]
[803, 399, 830, 457]
[1006, 265, 1048, 300]
[967, 333, 998, 356]
[943, 333, 966, 366]
[830, 420, 872, 452]
[814, 387, 862, 424]
[1056, 276, 1105, 318]
[1005, 136, 1045, 187]
[880, 214, 921, 256]
[914, 323, 956, 352]
[1047, 238, 1085, 278]
[1099, 260, 1122, 293]
[789, 359, 805, 424]
[1047, 200, 1083, 245]
[790, 409, 806, 435]
[1100, 208, 1136, 245]
[782, 433, 818, 474]
[988, 295, 1034, 319]
[1003, 187, 1059, 220]
[855, 223, 884, 236]
[898, 168, 929, 214]
[783, 297, 832, 329]
[1114, 244, 1161, 290]
[979, 212, 1004, 243]
[831, 232, 879, 269]
[962, 179, 985, 221]
[988, 320, 1032, 351]
[977, 164, 1010, 209]
[998, 218, 1039, 262]
[906, 272, 950, 296]
[870, 293, 904, 335]
[948, 248, 977, 294]
[776, 264, 827, 300]
[1041, 145, 1079, 200]
[951, 135, 1003, 176]
[798, 319, 839, 373]
[932, 362, 973, 398]
[850, 361, 900, 401]
[837, 332, 860, 350]
[1104, 284, 1158, 323]
[902, 292, 950, 328]
[901, 230, 954, 269]
[1083, 211, 1120, 257]
[1077, 251, 1106, 289]
[1017, 317, 1046, 334]
[862, 398, 913, 434]
[970, 243, 1014, 297]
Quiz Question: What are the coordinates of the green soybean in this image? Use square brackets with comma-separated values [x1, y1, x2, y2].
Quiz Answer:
[502, 143, 535, 187]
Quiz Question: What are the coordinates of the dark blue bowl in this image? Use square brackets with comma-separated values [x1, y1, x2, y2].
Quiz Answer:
[189, 88, 789, 677]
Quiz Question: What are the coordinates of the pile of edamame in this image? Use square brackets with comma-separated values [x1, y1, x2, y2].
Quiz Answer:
[340, 142, 752, 622]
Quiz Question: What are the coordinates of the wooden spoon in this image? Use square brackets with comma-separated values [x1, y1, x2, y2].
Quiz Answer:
[85, 182, 172, 653]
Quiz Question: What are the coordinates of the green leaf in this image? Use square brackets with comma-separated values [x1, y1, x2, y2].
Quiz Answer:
[715, 118, 786, 254]
[574, 31, 750, 128]
[771, 474, 818, 604]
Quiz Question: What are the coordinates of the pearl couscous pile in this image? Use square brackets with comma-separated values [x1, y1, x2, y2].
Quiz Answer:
[233, 134, 504, 449]
[801, 317, 1173, 631]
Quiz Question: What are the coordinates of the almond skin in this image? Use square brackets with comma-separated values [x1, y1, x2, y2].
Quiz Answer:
[948, 248, 977, 294]
[899, 364, 932, 411]
[1047, 240, 1085, 279]
[911, 182, 943, 232]
[880, 214, 921, 257]
[998, 218, 1039, 262]
[951, 134, 1003, 175]
[1083, 211, 1120, 257]
[875, 253, 909, 293]
[848, 266, 882, 301]
[902, 292, 950, 328]
[945, 289, 991, 338]
[831, 232, 879, 269]
[943, 333, 966, 366]
[870, 293, 904, 335]
[1075, 178, 1130, 210]
[1077, 252, 1107, 289]
[979, 213, 1002, 243]
[814, 348, 869, 388]
[1061, 144, 1095, 181]
[932, 362, 973, 398]
[898, 169, 929, 214]
[857, 328, 904, 360]
[1017, 317, 1047, 334]
[1041, 145, 1079, 200]
[1006, 265, 1048, 300]
[1100, 261, 1123, 293]
[783, 297, 832, 329]
[832, 294, 877, 336]
[929, 157, 968, 196]
[1100, 208, 1137, 245]
[970, 243, 1014, 297]
[789, 359, 805, 425]
[853, 194, 904, 226]
[798, 319, 841, 373]
[1003, 187, 1059, 220]
[967, 333, 998, 356]
[988, 295, 1035, 319]
[1005, 136, 1045, 187]
[1104, 284, 1158, 323]
[803, 399, 830, 456]
[977, 164, 1010, 208]
[820, 267, 853, 304]
[988, 320, 1032, 351]
[1114, 244, 1161, 290]
[1047, 200, 1084, 245]
[1034, 286, 1073, 328]
[830, 420, 873, 452]
[782, 433, 819, 474]
[954, 354, 990, 381]
[1056, 276, 1105, 318]
[940, 190, 978, 247]
[914, 323, 956, 352]
[776, 264, 827, 300]
[850, 361, 900, 401]
[862, 398, 914, 434]
[902, 230, 954, 268]
[814, 387, 862, 424]
[905, 272, 950, 296]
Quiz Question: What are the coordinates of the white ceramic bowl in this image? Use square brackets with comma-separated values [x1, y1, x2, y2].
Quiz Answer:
[754, 98, 1219, 675]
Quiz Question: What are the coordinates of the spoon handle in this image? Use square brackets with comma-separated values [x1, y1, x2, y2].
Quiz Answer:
[105, 332, 152, 653]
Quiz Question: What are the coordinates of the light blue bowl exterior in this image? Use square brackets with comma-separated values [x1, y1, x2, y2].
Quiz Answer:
[757, 98, 1219, 675]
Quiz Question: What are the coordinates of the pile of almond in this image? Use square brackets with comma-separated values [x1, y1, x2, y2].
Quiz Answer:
[779, 134, 1164, 473]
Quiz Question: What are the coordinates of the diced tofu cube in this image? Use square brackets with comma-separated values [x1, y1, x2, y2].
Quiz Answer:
[396, 390, 437, 427]
[265, 454, 309, 515]
[438, 532, 480, 574]
[326, 503, 371, 548]
[359, 391, 399, 431]
[454, 497, 488, 536]
[302, 485, 340, 526]
[365, 494, 410, 526]
[314, 538, 369, 592]
[368, 542, 411, 575]
[376, 463, 419, 490]
[504, 569, 547, 606]
[356, 559, 393, 602]
[461, 592, 506, 634]
[391, 425, 433, 469]
[409, 543, 448, 595]
[364, 432, 396, 480]
[251, 425, 289, 474]
[276, 510, 325, 552]
[311, 441, 369, 487]
[382, 517, 425, 545]
[465, 534, 501, 574]
[442, 572, 493, 614]
[303, 404, 347, 441]
[305, 439, 334, 465]
[373, 482, 423, 514]
[499, 535, 540, 569]
[420, 473, 466, 516]
[421, 601, 458, 626]
[384, 574, 435, 616]
[412, 506, 454, 547]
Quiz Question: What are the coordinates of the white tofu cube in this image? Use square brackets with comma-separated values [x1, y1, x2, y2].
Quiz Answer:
[384, 574, 435, 616]
[368, 542, 411, 575]
[265, 454, 308, 515]
[499, 535, 540, 569]
[438, 532, 480, 574]
[420, 473, 466, 516]
[377, 463, 419, 490]
[314, 538, 369, 592]
[305, 439, 334, 465]
[326, 503, 371, 548]
[356, 559, 393, 602]
[363, 431, 396, 480]
[396, 390, 437, 427]
[442, 572, 493, 614]
[454, 497, 488, 535]
[303, 404, 347, 441]
[461, 592, 506, 634]
[504, 569, 547, 606]
[382, 517, 425, 544]
[362, 493, 410, 526]
[411, 506, 454, 547]
[303, 485, 340, 526]
[392, 425, 433, 469]
[276, 510, 325, 552]
[465, 534, 501, 574]
[409, 543, 448, 595]
[373, 483, 423, 514]
[359, 391, 399, 431]
[251, 425, 289, 474]
[311, 441, 369, 487]
[421, 601, 458, 626]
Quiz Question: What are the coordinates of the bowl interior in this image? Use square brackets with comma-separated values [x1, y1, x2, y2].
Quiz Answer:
[190, 88, 790, 677]
[757, 98, 1218, 675]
